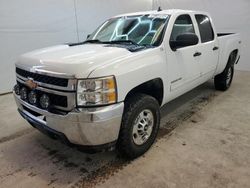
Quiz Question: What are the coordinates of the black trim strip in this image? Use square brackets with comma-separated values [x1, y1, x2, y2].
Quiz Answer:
[171, 77, 182, 84]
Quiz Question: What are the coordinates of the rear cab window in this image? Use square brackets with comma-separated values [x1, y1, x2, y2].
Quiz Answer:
[195, 14, 214, 43]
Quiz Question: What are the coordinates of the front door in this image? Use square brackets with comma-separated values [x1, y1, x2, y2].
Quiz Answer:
[167, 14, 201, 95]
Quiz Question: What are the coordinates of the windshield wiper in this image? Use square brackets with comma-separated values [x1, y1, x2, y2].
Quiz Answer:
[83, 39, 103, 44]
[68, 39, 153, 48]
[104, 40, 140, 46]
[105, 40, 154, 48]
[67, 39, 103, 46]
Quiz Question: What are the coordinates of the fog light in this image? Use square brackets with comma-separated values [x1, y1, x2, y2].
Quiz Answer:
[14, 84, 20, 95]
[40, 94, 50, 109]
[20, 87, 28, 100]
[28, 91, 37, 105]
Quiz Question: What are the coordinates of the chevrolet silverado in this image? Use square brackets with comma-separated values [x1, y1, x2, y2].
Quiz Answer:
[13, 9, 241, 158]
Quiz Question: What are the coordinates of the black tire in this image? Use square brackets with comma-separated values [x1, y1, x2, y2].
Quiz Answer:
[117, 94, 160, 159]
[214, 56, 235, 91]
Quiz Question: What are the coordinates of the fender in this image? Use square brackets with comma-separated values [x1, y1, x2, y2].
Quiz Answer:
[88, 47, 168, 105]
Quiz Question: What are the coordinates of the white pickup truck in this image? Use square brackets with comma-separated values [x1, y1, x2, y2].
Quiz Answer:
[13, 9, 241, 158]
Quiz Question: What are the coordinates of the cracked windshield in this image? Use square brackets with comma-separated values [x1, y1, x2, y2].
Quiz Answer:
[88, 14, 169, 46]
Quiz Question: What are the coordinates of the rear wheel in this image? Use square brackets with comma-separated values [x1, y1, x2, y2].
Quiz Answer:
[117, 94, 160, 159]
[214, 57, 235, 91]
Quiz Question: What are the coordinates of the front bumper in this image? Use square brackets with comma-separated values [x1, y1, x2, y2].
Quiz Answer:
[14, 92, 124, 148]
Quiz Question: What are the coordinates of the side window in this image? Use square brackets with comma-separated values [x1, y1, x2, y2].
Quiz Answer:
[195, 15, 214, 43]
[170, 14, 195, 41]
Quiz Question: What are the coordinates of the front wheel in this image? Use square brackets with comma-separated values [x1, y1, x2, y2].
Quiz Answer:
[117, 94, 160, 159]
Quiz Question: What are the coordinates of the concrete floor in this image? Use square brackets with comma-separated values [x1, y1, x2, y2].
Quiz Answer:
[0, 71, 250, 188]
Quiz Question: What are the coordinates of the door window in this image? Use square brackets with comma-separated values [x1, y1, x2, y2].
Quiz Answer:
[170, 14, 195, 41]
[195, 15, 214, 43]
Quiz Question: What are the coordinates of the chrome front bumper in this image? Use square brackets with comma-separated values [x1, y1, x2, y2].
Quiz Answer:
[14, 92, 124, 147]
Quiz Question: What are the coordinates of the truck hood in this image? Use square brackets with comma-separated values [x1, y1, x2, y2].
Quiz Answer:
[16, 44, 132, 78]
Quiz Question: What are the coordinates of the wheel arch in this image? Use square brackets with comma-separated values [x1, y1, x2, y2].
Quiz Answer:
[229, 49, 238, 65]
[124, 78, 164, 106]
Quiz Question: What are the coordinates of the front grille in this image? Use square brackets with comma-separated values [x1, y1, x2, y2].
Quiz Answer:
[17, 82, 68, 108]
[16, 67, 68, 87]
[15, 67, 76, 112]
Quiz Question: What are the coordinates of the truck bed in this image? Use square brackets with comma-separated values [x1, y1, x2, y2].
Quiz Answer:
[215, 32, 241, 75]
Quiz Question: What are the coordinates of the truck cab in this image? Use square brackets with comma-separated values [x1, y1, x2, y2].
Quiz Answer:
[13, 9, 241, 158]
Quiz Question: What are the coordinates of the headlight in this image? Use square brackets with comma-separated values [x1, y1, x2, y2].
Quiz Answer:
[77, 76, 117, 107]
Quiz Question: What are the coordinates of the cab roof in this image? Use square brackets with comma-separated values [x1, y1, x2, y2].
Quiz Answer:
[114, 9, 208, 18]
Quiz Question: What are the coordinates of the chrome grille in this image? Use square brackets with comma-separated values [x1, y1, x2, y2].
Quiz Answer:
[17, 81, 68, 107]
[15, 66, 76, 112]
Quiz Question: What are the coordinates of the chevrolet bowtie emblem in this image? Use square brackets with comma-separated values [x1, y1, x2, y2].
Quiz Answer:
[25, 78, 38, 89]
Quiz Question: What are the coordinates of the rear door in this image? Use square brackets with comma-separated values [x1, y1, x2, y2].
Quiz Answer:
[195, 14, 219, 78]
[167, 14, 201, 93]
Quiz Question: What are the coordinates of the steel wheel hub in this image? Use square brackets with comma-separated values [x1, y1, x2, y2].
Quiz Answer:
[132, 109, 154, 145]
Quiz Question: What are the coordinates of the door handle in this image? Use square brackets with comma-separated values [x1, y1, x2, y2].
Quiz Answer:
[213, 46, 219, 51]
[193, 52, 202, 57]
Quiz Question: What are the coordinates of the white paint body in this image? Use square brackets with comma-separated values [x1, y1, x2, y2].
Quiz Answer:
[16, 9, 241, 107]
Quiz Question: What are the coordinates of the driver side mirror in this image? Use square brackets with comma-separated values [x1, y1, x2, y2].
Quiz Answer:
[86, 34, 91, 39]
[170, 33, 199, 51]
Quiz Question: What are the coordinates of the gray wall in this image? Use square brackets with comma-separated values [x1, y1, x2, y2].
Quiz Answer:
[153, 0, 250, 71]
[0, 0, 152, 94]
[1, 0, 249, 93]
